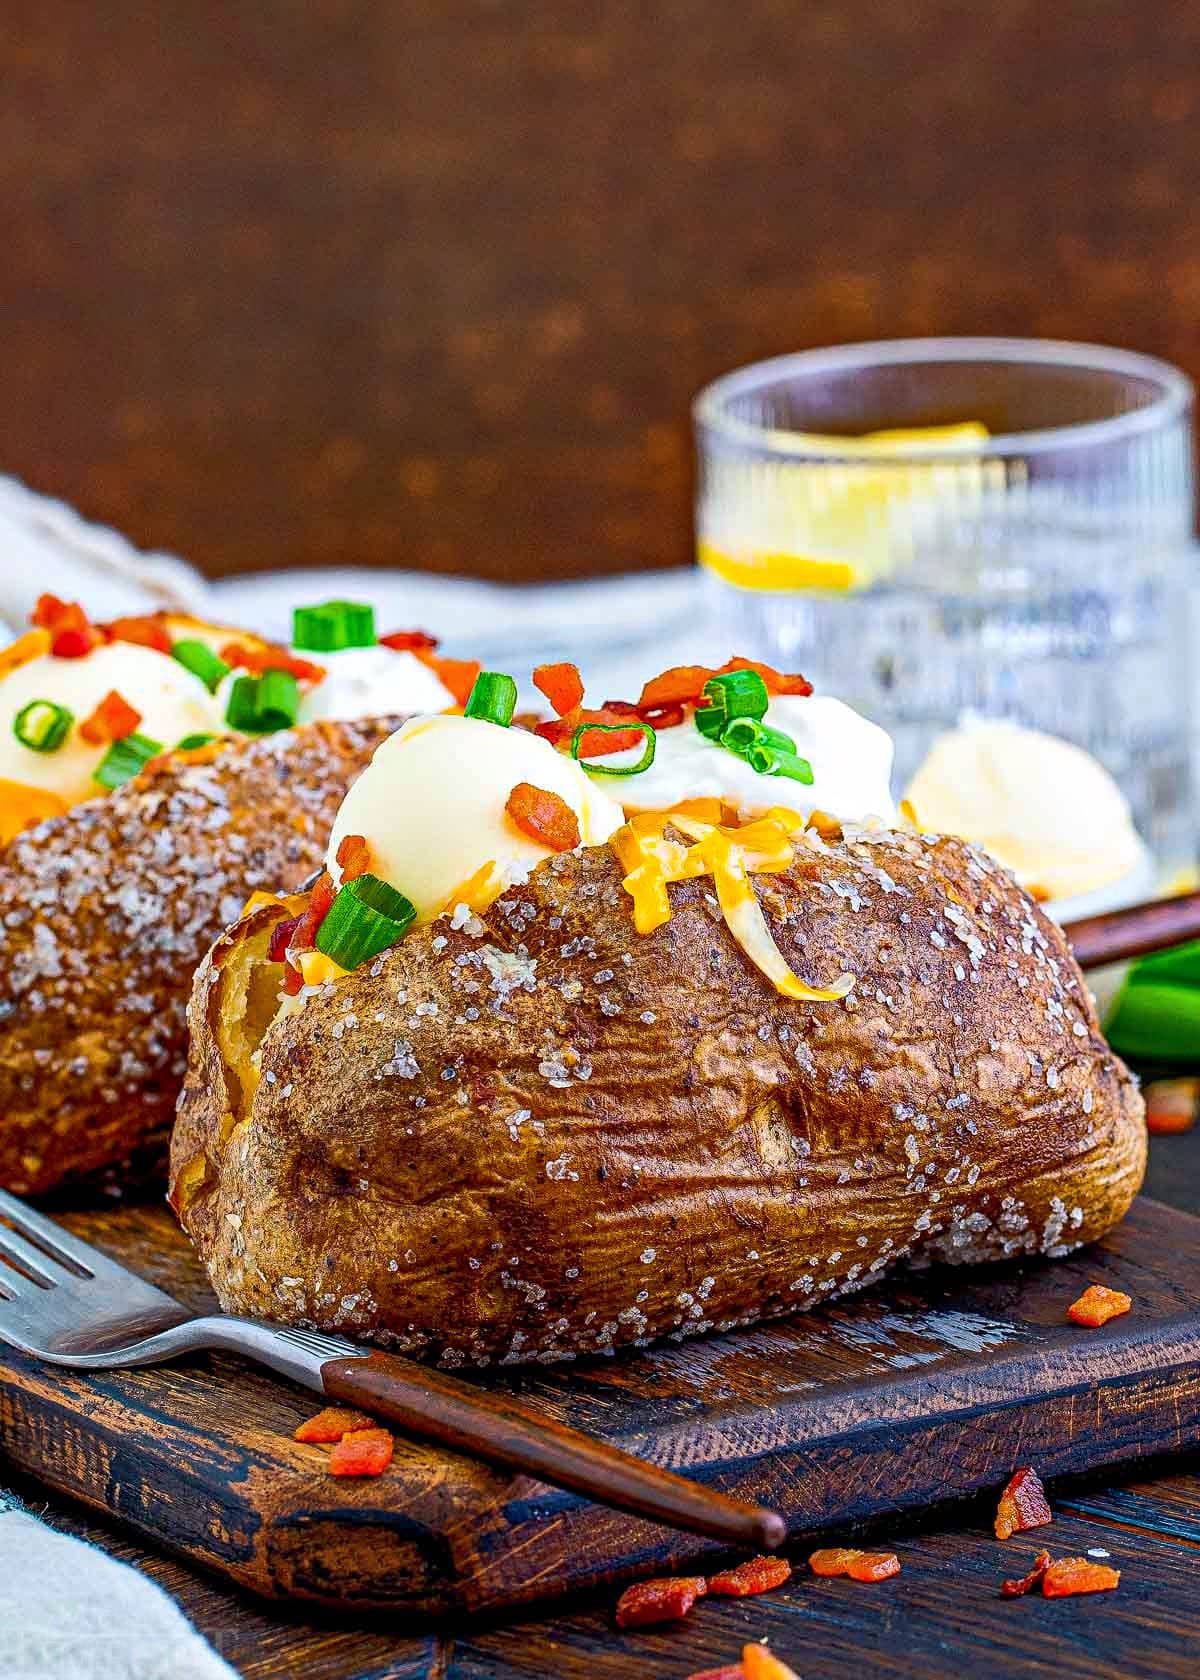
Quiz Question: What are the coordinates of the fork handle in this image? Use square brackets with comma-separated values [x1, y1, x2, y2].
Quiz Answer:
[321, 1350, 786, 1549]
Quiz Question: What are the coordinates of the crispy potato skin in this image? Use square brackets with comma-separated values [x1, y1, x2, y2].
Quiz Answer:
[0, 717, 398, 1193]
[173, 827, 1145, 1367]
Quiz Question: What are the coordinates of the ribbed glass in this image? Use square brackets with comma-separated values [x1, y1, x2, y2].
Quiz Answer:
[694, 338, 1196, 881]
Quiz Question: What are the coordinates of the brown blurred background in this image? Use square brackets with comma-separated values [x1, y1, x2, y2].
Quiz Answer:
[1, 0, 1197, 583]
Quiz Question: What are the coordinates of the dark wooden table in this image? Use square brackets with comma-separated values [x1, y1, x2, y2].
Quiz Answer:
[11, 1131, 1200, 1679]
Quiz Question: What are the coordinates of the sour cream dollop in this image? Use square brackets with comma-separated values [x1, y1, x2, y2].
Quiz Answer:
[296, 645, 453, 723]
[326, 713, 624, 924]
[0, 642, 223, 806]
[586, 695, 897, 824]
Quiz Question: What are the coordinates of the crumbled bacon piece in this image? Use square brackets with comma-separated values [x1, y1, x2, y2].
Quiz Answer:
[685, 1667, 746, 1680]
[291, 871, 337, 952]
[741, 1648, 802, 1680]
[1041, 1557, 1121, 1597]
[335, 833, 373, 882]
[328, 1426, 394, 1477]
[379, 629, 438, 652]
[505, 782, 581, 851]
[845, 1552, 901, 1582]
[413, 650, 481, 706]
[707, 1555, 793, 1597]
[1145, 1077, 1199, 1134]
[220, 640, 326, 684]
[1000, 1549, 1052, 1597]
[808, 1547, 866, 1577]
[994, 1467, 1052, 1540]
[281, 963, 304, 996]
[1068, 1284, 1132, 1327]
[603, 697, 688, 729]
[33, 594, 101, 658]
[293, 1406, 377, 1443]
[536, 705, 646, 758]
[102, 613, 173, 654]
[268, 915, 303, 964]
[638, 656, 813, 711]
[614, 1576, 708, 1628]
[79, 689, 142, 745]
[532, 661, 585, 717]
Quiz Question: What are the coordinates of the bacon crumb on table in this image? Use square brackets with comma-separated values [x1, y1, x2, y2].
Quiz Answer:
[741, 1645, 803, 1680]
[1067, 1284, 1132, 1327]
[1144, 1077, 1199, 1135]
[808, 1546, 900, 1581]
[1041, 1557, 1121, 1597]
[328, 1427, 395, 1477]
[293, 1406, 377, 1443]
[994, 1467, 1052, 1539]
[707, 1555, 793, 1597]
[614, 1575, 708, 1628]
[1000, 1549, 1052, 1597]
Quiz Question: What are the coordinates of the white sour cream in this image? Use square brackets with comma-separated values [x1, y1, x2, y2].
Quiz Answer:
[296, 645, 453, 723]
[587, 695, 897, 824]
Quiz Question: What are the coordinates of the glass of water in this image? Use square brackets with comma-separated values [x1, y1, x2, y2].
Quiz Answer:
[693, 338, 1196, 884]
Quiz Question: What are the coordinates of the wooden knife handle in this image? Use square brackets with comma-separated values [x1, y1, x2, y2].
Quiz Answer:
[1064, 889, 1200, 970]
[321, 1349, 786, 1549]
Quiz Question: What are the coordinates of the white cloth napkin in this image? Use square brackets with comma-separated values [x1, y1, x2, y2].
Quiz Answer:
[0, 1495, 235, 1680]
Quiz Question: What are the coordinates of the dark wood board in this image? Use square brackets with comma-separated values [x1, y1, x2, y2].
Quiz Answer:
[2, 1196, 1200, 1619]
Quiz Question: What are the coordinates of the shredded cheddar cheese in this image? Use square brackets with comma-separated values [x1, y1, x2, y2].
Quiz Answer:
[0, 629, 51, 681]
[0, 778, 69, 845]
[612, 806, 854, 1001]
[297, 949, 349, 986]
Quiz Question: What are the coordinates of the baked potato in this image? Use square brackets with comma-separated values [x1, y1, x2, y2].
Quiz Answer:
[171, 662, 1144, 1366]
[0, 716, 401, 1193]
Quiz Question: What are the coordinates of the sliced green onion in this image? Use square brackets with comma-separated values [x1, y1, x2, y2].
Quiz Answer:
[292, 600, 377, 652]
[171, 639, 230, 692]
[93, 731, 163, 789]
[13, 699, 73, 753]
[224, 670, 300, 733]
[571, 721, 657, 776]
[695, 669, 770, 738]
[177, 732, 217, 751]
[315, 872, 417, 968]
[1127, 938, 1200, 990]
[720, 717, 795, 758]
[1104, 978, 1200, 1067]
[464, 671, 518, 727]
[747, 743, 814, 784]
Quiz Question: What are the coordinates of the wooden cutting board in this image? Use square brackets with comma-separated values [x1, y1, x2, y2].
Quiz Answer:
[2, 1194, 1200, 1617]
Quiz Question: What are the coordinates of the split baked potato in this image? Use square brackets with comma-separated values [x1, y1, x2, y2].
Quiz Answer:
[171, 817, 1145, 1366]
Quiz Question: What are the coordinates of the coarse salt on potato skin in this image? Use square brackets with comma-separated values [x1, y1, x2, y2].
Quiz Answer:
[0, 716, 400, 1195]
[171, 823, 1145, 1367]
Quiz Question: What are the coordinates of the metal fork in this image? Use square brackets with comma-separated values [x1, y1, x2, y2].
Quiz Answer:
[0, 1189, 785, 1549]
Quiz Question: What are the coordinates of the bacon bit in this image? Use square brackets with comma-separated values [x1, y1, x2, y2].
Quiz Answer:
[79, 689, 142, 745]
[638, 656, 813, 711]
[808, 1547, 867, 1577]
[328, 1426, 395, 1477]
[614, 1576, 708, 1628]
[1000, 1550, 1052, 1597]
[282, 964, 305, 996]
[1068, 1284, 1132, 1327]
[335, 832, 373, 881]
[0, 629, 51, 680]
[379, 629, 438, 652]
[102, 612, 173, 654]
[532, 662, 586, 717]
[33, 594, 101, 658]
[413, 650, 481, 706]
[140, 738, 227, 779]
[220, 640, 326, 684]
[685, 1667, 747, 1680]
[505, 782, 581, 852]
[1041, 1557, 1121, 1598]
[1145, 1077, 1200, 1135]
[294, 1407, 377, 1443]
[0, 779, 68, 844]
[291, 871, 337, 953]
[707, 1555, 793, 1597]
[845, 1552, 901, 1582]
[536, 705, 646, 758]
[741, 1647, 802, 1680]
[268, 915, 303, 964]
[994, 1467, 1052, 1540]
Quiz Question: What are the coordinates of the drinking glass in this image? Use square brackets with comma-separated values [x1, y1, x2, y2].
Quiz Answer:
[693, 338, 1196, 881]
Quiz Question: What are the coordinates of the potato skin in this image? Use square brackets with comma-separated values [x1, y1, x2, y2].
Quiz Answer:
[173, 825, 1145, 1367]
[0, 717, 398, 1194]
